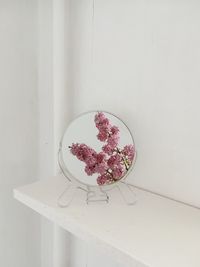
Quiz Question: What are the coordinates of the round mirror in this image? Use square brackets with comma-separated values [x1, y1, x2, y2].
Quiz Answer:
[59, 111, 136, 187]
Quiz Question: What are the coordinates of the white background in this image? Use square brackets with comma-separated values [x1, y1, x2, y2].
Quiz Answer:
[1, 0, 200, 267]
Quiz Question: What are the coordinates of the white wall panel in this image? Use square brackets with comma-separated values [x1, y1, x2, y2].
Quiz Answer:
[38, 0, 71, 266]
[0, 1, 40, 266]
[69, 0, 200, 208]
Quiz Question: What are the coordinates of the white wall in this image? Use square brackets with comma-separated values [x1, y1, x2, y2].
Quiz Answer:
[0, 1, 41, 267]
[69, 0, 200, 208]
[68, 1, 200, 266]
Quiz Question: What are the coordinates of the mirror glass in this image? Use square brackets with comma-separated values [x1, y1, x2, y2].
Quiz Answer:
[60, 111, 136, 187]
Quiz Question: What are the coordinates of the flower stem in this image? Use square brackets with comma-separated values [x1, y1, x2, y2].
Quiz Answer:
[106, 169, 118, 182]
[116, 147, 129, 171]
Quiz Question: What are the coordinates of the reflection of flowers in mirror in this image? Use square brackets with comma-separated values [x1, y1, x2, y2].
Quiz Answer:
[69, 112, 135, 186]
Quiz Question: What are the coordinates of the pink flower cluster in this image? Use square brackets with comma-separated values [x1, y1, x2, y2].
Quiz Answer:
[95, 112, 120, 155]
[70, 143, 107, 176]
[69, 112, 135, 186]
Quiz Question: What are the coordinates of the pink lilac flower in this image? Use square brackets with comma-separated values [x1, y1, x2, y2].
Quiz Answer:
[97, 131, 107, 142]
[112, 165, 125, 180]
[95, 112, 110, 130]
[85, 165, 96, 176]
[102, 144, 113, 155]
[95, 112, 111, 142]
[85, 155, 96, 166]
[107, 134, 119, 148]
[107, 154, 122, 168]
[69, 143, 97, 171]
[95, 113, 120, 150]
[70, 143, 80, 155]
[122, 144, 135, 161]
[94, 112, 105, 125]
[97, 173, 110, 185]
[96, 152, 106, 163]
[110, 126, 119, 135]
[70, 143, 97, 163]
[94, 152, 107, 174]
[95, 163, 107, 175]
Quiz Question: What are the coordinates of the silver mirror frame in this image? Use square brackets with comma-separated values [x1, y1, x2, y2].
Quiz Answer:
[58, 110, 137, 190]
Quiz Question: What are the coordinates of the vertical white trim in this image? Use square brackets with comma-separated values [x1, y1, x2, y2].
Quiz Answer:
[52, 0, 71, 172]
[38, 0, 71, 266]
[52, 0, 71, 266]
[38, 1, 54, 267]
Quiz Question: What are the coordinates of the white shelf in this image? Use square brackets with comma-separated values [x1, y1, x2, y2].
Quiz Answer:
[14, 175, 200, 267]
